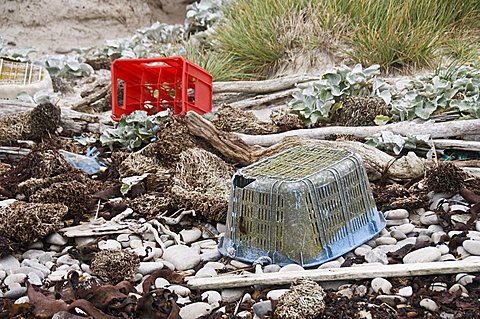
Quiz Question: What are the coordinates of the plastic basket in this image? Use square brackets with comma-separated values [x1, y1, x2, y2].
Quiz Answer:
[0, 59, 52, 99]
[218, 145, 386, 267]
[111, 56, 212, 121]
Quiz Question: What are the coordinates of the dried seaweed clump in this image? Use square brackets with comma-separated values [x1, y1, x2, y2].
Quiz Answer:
[425, 162, 466, 193]
[212, 104, 279, 134]
[270, 109, 305, 131]
[0, 202, 68, 244]
[118, 152, 171, 192]
[372, 183, 429, 212]
[29, 180, 90, 217]
[0, 235, 14, 257]
[0, 103, 60, 145]
[334, 96, 390, 126]
[170, 148, 234, 222]
[0, 145, 73, 193]
[127, 193, 171, 218]
[274, 279, 326, 319]
[0, 162, 11, 175]
[90, 249, 140, 284]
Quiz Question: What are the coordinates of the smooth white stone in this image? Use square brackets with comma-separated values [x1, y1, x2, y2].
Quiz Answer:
[376, 237, 397, 246]
[457, 246, 471, 259]
[437, 244, 450, 255]
[22, 250, 45, 261]
[168, 285, 191, 297]
[4, 273, 27, 288]
[386, 218, 409, 226]
[161, 260, 175, 271]
[383, 209, 409, 220]
[204, 262, 225, 271]
[449, 284, 468, 295]
[216, 223, 227, 234]
[456, 273, 475, 286]
[0, 199, 16, 207]
[45, 233, 68, 246]
[476, 221, 480, 232]
[262, 264, 281, 273]
[365, 249, 388, 265]
[190, 244, 201, 255]
[371, 277, 392, 294]
[441, 254, 456, 262]
[27, 272, 42, 286]
[98, 239, 122, 250]
[154, 277, 170, 289]
[179, 302, 212, 319]
[14, 296, 29, 304]
[129, 239, 144, 249]
[413, 228, 433, 236]
[420, 211, 439, 225]
[416, 235, 432, 245]
[163, 245, 201, 271]
[241, 293, 252, 303]
[390, 230, 407, 241]
[430, 282, 448, 292]
[391, 223, 415, 235]
[80, 264, 92, 274]
[138, 262, 164, 275]
[462, 240, 480, 255]
[252, 300, 272, 317]
[143, 241, 158, 248]
[420, 298, 439, 312]
[230, 260, 250, 269]
[195, 266, 217, 278]
[144, 248, 164, 262]
[448, 230, 464, 237]
[449, 204, 469, 213]
[397, 286, 413, 297]
[200, 249, 221, 262]
[464, 256, 480, 262]
[116, 234, 134, 248]
[133, 273, 143, 282]
[38, 252, 54, 265]
[221, 288, 245, 302]
[431, 232, 447, 244]
[202, 290, 222, 308]
[0, 270, 6, 281]
[267, 289, 289, 301]
[428, 225, 444, 233]
[397, 237, 417, 247]
[4, 283, 27, 299]
[180, 228, 202, 244]
[279, 264, 304, 272]
[403, 247, 441, 264]
[48, 269, 68, 281]
[56, 255, 79, 266]
[0, 254, 20, 272]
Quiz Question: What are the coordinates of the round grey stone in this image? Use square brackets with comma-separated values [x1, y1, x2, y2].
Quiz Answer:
[168, 285, 191, 297]
[420, 211, 439, 225]
[383, 209, 409, 220]
[154, 277, 170, 289]
[390, 230, 407, 241]
[56, 255, 79, 267]
[0, 255, 20, 272]
[267, 289, 289, 301]
[98, 239, 122, 250]
[202, 290, 222, 308]
[371, 277, 392, 294]
[45, 232, 68, 246]
[138, 262, 164, 276]
[376, 237, 397, 246]
[397, 286, 413, 297]
[4, 284, 27, 299]
[221, 288, 245, 302]
[279, 264, 304, 272]
[392, 224, 415, 235]
[27, 272, 43, 286]
[180, 228, 202, 244]
[195, 266, 217, 278]
[420, 298, 439, 312]
[163, 245, 201, 271]
[179, 302, 212, 319]
[462, 240, 480, 256]
[253, 300, 272, 317]
[403, 247, 441, 264]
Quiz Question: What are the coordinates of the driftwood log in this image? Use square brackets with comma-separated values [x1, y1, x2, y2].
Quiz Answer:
[234, 119, 480, 147]
[187, 260, 480, 290]
[184, 111, 426, 181]
[213, 74, 317, 94]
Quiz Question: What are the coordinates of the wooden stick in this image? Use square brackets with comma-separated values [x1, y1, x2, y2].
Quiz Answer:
[0, 146, 30, 162]
[235, 119, 480, 147]
[229, 89, 295, 110]
[213, 74, 317, 94]
[187, 261, 480, 290]
[432, 139, 480, 152]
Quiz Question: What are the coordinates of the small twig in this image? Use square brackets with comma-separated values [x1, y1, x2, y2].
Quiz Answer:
[94, 199, 101, 220]
[151, 220, 184, 245]
[111, 208, 133, 224]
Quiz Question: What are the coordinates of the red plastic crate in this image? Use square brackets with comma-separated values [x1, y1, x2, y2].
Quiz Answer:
[111, 56, 213, 121]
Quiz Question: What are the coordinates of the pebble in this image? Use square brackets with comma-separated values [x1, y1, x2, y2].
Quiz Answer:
[375, 295, 407, 306]
[116, 234, 134, 248]
[476, 221, 480, 232]
[129, 239, 143, 249]
[392, 224, 415, 235]
[263, 264, 281, 273]
[48, 245, 63, 252]
[403, 247, 441, 264]
[371, 277, 392, 294]
[48, 269, 68, 281]
[420, 298, 439, 312]
[154, 277, 170, 289]
[0, 254, 20, 272]
[52, 312, 86, 319]
[74, 236, 96, 246]
[22, 260, 51, 276]
[195, 266, 217, 278]
[22, 250, 45, 261]
[138, 262, 164, 275]
[230, 260, 250, 269]
[4, 273, 27, 287]
[416, 235, 432, 246]
[45, 232, 68, 246]
[236, 311, 252, 319]
[279, 264, 304, 272]
[437, 244, 449, 255]
[0, 270, 6, 281]
[180, 228, 202, 244]
[216, 223, 227, 234]
[449, 204, 469, 213]
[204, 262, 225, 271]
[179, 302, 213, 319]
[163, 245, 201, 271]
[200, 249, 221, 262]
[431, 232, 447, 244]
[192, 239, 218, 249]
[252, 300, 272, 318]
[462, 240, 480, 255]
[386, 218, 409, 226]
[420, 211, 439, 225]
[457, 246, 471, 259]
[202, 291, 222, 308]
[449, 284, 468, 295]
[397, 286, 413, 297]
[376, 237, 397, 246]
[267, 289, 289, 301]
[27, 272, 43, 286]
[456, 273, 475, 286]
[430, 282, 448, 292]
[98, 239, 122, 250]
[441, 254, 456, 261]
[318, 260, 342, 269]
[428, 225, 444, 232]
[0, 198, 16, 207]
[168, 285, 191, 297]
[354, 245, 372, 256]
[355, 285, 368, 297]
[365, 249, 388, 265]
[56, 255, 79, 266]
[384, 209, 409, 220]
[15, 296, 29, 304]
[221, 288, 245, 302]
[4, 283, 27, 299]
[390, 230, 407, 241]
[397, 237, 417, 247]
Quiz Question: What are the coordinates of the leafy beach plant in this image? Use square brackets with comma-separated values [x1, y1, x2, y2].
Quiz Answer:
[100, 111, 169, 151]
[288, 64, 392, 126]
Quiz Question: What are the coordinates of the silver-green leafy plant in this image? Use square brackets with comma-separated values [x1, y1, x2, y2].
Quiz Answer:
[390, 65, 480, 121]
[100, 110, 169, 151]
[37, 54, 94, 78]
[185, 0, 230, 34]
[365, 131, 431, 155]
[288, 64, 392, 127]
[16, 90, 58, 104]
